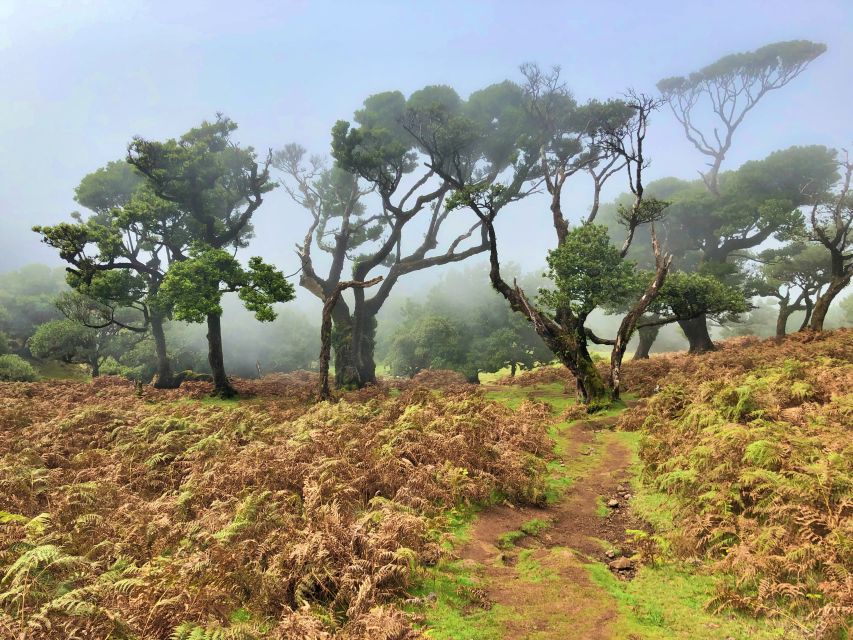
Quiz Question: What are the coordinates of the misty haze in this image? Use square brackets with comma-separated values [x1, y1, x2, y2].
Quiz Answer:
[0, 2, 850, 639]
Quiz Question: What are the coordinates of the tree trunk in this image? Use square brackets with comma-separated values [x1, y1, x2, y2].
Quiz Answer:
[678, 314, 716, 353]
[206, 313, 235, 398]
[150, 312, 179, 388]
[776, 305, 792, 340]
[332, 314, 360, 389]
[352, 314, 378, 387]
[510, 362, 517, 377]
[322, 278, 382, 398]
[571, 343, 609, 406]
[809, 274, 851, 331]
[799, 297, 814, 331]
[319, 295, 335, 401]
[90, 358, 100, 378]
[633, 324, 659, 360]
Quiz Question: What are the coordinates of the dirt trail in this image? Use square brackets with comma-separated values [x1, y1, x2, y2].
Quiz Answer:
[455, 402, 638, 639]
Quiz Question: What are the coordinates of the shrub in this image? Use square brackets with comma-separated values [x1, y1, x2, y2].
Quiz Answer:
[0, 354, 37, 381]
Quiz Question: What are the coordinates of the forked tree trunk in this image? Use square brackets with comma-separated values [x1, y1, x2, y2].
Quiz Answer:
[206, 313, 235, 398]
[679, 314, 716, 353]
[150, 312, 180, 389]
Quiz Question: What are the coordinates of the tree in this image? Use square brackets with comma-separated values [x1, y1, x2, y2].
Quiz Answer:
[0, 265, 67, 352]
[276, 82, 531, 390]
[422, 66, 667, 405]
[34, 161, 187, 387]
[387, 314, 467, 379]
[657, 146, 838, 351]
[807, 150, 853, 330]
[127, 116, 285, 396]
[658, 40, 826, 195]
[383, 275, 552, 383]
[639, 271, 749, 353]
[750, 242, 833, 337]
[27, 291, 142, 378]
[157, 246, 295, 395]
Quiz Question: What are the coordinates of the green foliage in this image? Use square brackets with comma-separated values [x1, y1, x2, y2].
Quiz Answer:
[647, 270, 748, 323]
[128, 116, 275, 249]
[0, 265, 67, 350]
[637, 356, 852, 633]
[28, 319, 95, 363]
[541, 224, 636, 317]
[0, 354, 38, 381]
[657, 40, 827, 95]
[159, 247, 294, 324]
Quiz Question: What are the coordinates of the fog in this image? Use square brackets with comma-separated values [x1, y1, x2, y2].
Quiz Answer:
[1, 0, 851, 382]
[2, 1, 851, 277]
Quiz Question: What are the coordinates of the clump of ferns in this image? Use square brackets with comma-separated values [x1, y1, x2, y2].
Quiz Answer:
[636, 359, 852, 635]
[0, 511, 142, 637]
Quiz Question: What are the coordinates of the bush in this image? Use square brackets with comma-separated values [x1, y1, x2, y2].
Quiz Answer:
[0, 354, 38, 381]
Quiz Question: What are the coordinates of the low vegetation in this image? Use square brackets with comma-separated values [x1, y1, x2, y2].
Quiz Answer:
[0, 375, 551, 638]
[620, 329, 852, 637]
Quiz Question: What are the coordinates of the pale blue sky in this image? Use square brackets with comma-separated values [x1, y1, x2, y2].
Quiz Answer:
[1, 0, 851, 278]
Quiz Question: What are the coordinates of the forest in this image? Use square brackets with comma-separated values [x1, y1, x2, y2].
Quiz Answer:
[0, 5, 851, 639]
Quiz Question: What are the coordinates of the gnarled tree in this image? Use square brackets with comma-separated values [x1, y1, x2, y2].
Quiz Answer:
[411, 65, 669, 405]
[658, 40, 826, 195]
[128, 116, 285, 396]
[276, 82, 533, 389]
[807, 149, 853, 330]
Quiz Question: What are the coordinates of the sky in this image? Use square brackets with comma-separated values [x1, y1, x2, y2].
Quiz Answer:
[0, 0, 851, 286]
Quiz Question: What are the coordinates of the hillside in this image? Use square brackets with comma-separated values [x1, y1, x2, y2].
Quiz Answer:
[0, 331, 850, 638]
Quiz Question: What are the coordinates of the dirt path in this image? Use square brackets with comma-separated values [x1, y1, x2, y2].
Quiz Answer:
[453, 404, 639, 639]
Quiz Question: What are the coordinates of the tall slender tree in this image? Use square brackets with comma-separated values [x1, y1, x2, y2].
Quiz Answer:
[658, 40, 826, 195]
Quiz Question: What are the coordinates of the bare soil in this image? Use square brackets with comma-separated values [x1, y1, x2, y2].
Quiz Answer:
[455, 413, 641, 639]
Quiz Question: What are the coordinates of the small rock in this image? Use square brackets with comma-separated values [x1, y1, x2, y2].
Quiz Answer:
[605, 549, 617, 559]
[608, 557, 634, 571]
[607, 499, 620, 508]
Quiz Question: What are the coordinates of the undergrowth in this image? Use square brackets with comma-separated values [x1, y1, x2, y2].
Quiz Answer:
[622, 330, 852, 638]
[0, 374, 551, 639]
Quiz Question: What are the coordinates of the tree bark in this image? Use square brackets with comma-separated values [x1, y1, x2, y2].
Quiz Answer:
[206, 313, 235, 398]
[633, 324, 659, 360]
[90, 358, 100, 378]
[776, 305, 793, 340]
[678, 313, 716, 353]
[150, 312, 179, 388]
[352, 313, 378, 386]
[510, 362, 517, 377]
[809, 274, 851, 331]
[331, 313, 360, 389]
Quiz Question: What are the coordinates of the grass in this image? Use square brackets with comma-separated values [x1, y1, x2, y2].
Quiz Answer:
[585, 562, 795, 639]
